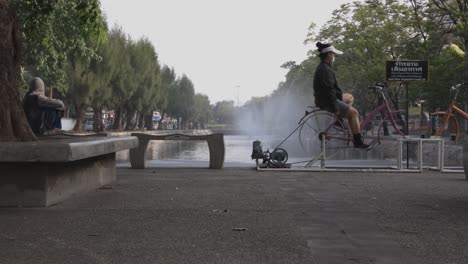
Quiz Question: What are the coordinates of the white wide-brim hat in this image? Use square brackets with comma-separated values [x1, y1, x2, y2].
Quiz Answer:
[320, 45, 343, 55]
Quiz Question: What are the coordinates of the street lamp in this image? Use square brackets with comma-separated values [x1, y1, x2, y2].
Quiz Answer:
[235, 85, 240, 107]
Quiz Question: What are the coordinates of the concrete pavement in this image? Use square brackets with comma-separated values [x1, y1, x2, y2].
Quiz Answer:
[1, 167, 467, 264]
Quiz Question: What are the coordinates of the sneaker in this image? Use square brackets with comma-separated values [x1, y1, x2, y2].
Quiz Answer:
[352, 134, 372, 150]
[354, 142, 372, 150]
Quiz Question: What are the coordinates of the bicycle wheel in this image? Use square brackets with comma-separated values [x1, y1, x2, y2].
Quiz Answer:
[298, 111, 351, 159]
[432, 113, 460, 142]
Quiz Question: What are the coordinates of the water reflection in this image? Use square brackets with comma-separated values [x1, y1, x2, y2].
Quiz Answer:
[116, 134, 352, 166]
[117, 135, 265, 164]
[116, 134, 463, 168]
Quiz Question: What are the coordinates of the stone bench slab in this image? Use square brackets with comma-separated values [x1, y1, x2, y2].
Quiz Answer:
[0, 136, 138, 207]
[130, 132, 225, 169]
[0, 136, 138, 162]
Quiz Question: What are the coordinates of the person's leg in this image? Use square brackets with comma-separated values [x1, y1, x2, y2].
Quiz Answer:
[53, 110, 62, 129]
[42, 109, 62, 131]
[337, 100, 369, 149]
[345, 107, 360, 134]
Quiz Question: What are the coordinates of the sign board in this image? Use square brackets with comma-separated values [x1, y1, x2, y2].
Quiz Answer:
[386, 60, 428, 81]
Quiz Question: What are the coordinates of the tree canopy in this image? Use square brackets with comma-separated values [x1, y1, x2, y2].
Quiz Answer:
[13, 0, 107, 94]
[3, 0, 467, 142]
[254, 0, 467, 113]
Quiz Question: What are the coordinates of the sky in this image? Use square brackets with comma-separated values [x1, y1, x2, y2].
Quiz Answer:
[99, 0, 350, 105]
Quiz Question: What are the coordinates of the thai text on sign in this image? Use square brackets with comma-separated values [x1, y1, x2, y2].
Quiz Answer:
[386, 60, 428, 81]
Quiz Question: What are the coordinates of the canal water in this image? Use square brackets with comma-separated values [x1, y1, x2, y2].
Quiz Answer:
[116, 133, 463, 168]
[116, 134, 317, 168]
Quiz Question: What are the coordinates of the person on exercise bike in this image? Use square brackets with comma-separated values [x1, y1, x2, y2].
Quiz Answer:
[313, 42, 370, 149]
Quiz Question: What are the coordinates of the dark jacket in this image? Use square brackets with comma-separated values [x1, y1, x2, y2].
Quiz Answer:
[22, 78, 65, 133]
[313, 62, 343, 113]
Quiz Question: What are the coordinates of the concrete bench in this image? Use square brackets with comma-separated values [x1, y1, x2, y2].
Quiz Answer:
[130, 132, 225, 169]
[0, 135, 138, 207]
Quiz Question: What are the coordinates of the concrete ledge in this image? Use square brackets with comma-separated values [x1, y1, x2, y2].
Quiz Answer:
[0, 136, 138, 207]
[130, 132, 225, 169]
[0, 136, 137, 162]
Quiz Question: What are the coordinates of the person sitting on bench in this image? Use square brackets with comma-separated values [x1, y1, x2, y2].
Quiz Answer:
[22, 77, 65, 135]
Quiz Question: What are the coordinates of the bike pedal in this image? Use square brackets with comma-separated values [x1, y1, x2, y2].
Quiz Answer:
[366, 140, 379, 151]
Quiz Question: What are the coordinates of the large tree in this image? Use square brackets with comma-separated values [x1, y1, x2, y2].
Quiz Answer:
[305, 0, 420, 113]
[167, 75, 195, 129]
[0, 0, 106, 141]
[108, 27, 134, 130]
[0, 0, 34, 141]
[430, 0, 468, 51]
[14, 0, 106, 94]
[192, 93, 212, 129]
[88, 31, 119, 132]
[212, 100, 235, 125]
[157, 65, 176, 129]
[124, 38, 161, 130]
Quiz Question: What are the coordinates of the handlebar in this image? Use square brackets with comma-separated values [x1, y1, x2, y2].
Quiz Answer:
[451, 81, 468, 90]
[368, 83, 386, 93]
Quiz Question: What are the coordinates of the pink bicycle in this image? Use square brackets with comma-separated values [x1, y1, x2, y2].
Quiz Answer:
[298, 83, 406, 157]
[359, 83, 407, 142]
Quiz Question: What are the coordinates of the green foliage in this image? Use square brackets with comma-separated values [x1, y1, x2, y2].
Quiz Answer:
[65, 51, 95, 108]
[126, 38, 161, 115]
[275, 58, 317, 103]
[212, 100, 235, 125]
[267, 0, 467, 115]
[8, 0, 468, 133]
[167, 75, 195, 125]
[430, 0, 468, 51]
[403, 0, 468, 111]
[10, 1, 206, 132]
[423, 46, 467, 109]
[193, 94, 212, 126]
[106, 26, 134, 110]
[159, 65, 177, 113]
[88, 31, 118, 109]
[243, 96, 269, 111]
[13, 0, 107, 94]
[305, 0, 420, 111]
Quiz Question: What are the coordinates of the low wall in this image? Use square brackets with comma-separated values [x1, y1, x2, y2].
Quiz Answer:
[331, 136, 463, 168]
[0, 136, 137, 207]
[105, 129, 215, 137]
[0, 153, 115, 207]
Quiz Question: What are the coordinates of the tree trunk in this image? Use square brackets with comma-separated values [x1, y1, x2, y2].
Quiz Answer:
[113, 108, 123, 131]
[72, 104, 84, 132]
[145, 113, 153, 130]
[0, 0, 36, 142]
[92, 106, 105, 132]
[137, 112, 146, 130]
[158, 110, 166, 130]
[125, 110, 137, 130]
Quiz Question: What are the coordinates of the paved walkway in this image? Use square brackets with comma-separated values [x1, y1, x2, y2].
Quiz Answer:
[1, 167, 467, 264]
